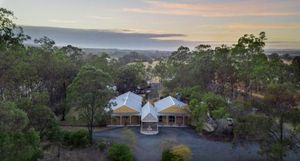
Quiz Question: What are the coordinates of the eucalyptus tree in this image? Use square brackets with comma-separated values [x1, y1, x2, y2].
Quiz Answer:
[116, 63, 146, 93]
[231, 32, 267, 100]
[234, 83, 300, 161]
[0, 101, 42, 161]
[67, 65, 113, 143]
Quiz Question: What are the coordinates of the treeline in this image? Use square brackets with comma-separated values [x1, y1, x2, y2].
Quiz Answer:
[154, 33, 299, 98]
[152, 33, 300, 160]
[0, 8, 150, 161]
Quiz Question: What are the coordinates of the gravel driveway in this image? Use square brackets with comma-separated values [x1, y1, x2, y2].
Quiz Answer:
[94, 127, 300, 161]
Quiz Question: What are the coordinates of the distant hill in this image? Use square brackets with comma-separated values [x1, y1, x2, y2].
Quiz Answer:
[82, 48, 172, 58]
[82, 48, 300, 58]
[265, 49, 300, 57]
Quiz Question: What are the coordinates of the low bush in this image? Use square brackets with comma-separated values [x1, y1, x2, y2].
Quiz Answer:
[46, 125, 64, 142]
[161, 144, 192, 161]
[62, 129, 89, 148]
[108, 144, 133, 161]
[171, 144, 192, 161]
[161, 149, 182, 161]
[97, 141, 107, 151]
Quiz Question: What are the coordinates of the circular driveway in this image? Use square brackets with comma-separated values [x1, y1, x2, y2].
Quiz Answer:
[94, 127, 299, 161]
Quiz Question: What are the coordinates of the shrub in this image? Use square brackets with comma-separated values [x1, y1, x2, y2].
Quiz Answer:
[108, 144, 133, 161]
[171, 144, 192, 161]
[62, 129, 89, 148]
[195, 121, 204, 132]
[0, 102, 43, 161]
[98, 141, 106, 151]
[161, 149, 182, 161]
[46, 125, 63, 142]
[211, 107, 229, 119]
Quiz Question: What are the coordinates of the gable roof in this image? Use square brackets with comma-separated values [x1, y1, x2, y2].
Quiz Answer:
[141, 102, 158, 122]
[109, 91, 142, 113]
[154, 96, 187, 113]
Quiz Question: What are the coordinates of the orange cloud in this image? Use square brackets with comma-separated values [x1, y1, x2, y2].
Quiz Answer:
[124, 0, 300, 17]
[225, 23, 300, 30]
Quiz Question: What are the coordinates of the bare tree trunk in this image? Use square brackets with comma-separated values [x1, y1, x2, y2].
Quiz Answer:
[279, 114, 284, 161]
[88, 106, 95, 144]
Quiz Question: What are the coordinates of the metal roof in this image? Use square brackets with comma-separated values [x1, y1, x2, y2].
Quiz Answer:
[109, 91, 142, 112]
[154, 96, 187, 112]
[141, 102, 158, 122]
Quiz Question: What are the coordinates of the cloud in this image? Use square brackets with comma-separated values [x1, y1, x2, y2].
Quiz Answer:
[21, 26, 190, 50]
[224, 23, 300, 30]
[196, 23, 300, 30]
[89, 16, 113, 20]
[124, 0, 300, 17]
[48, 19, 77, 24]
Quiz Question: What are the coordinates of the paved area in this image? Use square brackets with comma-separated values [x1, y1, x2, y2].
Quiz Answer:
[94, 127, 300, 161]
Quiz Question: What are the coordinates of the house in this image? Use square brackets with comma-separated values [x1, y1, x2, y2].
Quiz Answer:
[109, 91, 142, 126]
[155, 96, 189, 127]
[108, 91, 190, 135]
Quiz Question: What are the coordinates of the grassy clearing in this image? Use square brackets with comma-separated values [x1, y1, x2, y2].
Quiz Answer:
[42, 144, 108, 161]
[60, 125, 109, 133]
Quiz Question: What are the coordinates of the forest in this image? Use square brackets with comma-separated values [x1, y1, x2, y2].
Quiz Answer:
[1, 7, 300, 161]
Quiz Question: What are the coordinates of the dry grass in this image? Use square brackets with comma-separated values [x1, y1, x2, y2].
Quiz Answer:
[60, 125, 109, 133]
[42, 145, 108, 161]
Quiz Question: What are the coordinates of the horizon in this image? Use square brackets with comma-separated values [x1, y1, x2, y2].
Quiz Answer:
[21, 25, 300, 51]
[1, 0, 300, 50]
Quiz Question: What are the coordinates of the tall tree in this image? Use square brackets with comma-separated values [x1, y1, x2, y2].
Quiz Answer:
[116, 63, 146, 93]
[262, 83, 299, 161]
[67, 65, 113, 143]
[0, 8, 29, 50]
[234, 83, 300, 161]
[231, 32, 267, 100]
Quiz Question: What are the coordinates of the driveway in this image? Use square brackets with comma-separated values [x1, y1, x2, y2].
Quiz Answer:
[94, 127, 300, 161]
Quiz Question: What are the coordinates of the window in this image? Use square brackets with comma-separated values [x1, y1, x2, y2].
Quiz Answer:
[159, 116, 163, 122]
[169, 116, 175, 123]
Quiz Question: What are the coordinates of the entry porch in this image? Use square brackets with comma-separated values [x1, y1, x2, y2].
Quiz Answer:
[108, 114, 141, 126]
[158, 115, 188, 127]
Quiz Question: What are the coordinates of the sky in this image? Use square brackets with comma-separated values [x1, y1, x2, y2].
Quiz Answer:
[1, 0, 300, 50]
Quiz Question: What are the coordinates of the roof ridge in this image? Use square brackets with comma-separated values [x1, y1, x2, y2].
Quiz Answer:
[124, 92, 130, 106]
[169, 96, 175, 105]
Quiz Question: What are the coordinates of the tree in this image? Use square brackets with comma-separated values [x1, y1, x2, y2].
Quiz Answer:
[67, 65, 113, 143]
[262, 83, 299, 161]
[17, 97, 56, 138]
[0, 8, 32, 100]
[116, 63, 146, 93]
[118, 52, 152, 65]
[60, 45, 84, 64]
[0, 8, 29, 50]
[168, 46, 191, 65]
[291, 56, 300, 88]
[234, 83, 300, 161]
[201, 92, 228, 119]
[231, 32, 267, 100]
[214, 45, 237, 96]
[0, 101, 42, 161]
[29, 38, 78, 119]
[153, 60, 172, 82]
